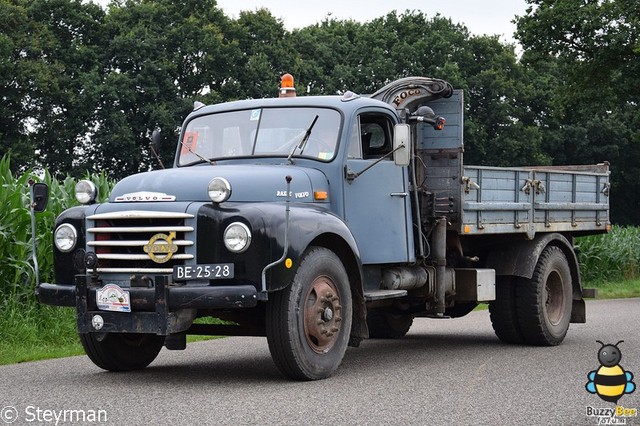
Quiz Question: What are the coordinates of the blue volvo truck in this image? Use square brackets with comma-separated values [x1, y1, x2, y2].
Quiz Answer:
[36, 76, 610, 380]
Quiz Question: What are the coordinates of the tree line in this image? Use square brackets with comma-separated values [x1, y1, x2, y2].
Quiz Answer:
[1, 0, 638, 224]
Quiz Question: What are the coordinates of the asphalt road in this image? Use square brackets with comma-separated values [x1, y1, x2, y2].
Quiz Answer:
[1, 298, 639, 426]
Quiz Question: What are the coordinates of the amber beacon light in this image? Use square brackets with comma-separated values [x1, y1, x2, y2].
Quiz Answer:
[279, 73, 296, 98]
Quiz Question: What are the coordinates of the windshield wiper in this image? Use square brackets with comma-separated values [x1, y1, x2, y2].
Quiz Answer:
[180, 139, 215, 165]
[287, 115, 319, 164]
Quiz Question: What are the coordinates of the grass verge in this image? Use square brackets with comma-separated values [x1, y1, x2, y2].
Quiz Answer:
[0, 305, 224, 366]
[585, 279, 640, 299]
[0, 305, 82, 365]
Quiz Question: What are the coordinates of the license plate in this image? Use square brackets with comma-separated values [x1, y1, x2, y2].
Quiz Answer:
[96, 284, 131, 313]
[173, 264, 234, 281]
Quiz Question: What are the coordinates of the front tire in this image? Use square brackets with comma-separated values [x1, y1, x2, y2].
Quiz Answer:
[266, 247, 352, 380]
[79, 332, 165, 371]
[515, 246, 572, 346]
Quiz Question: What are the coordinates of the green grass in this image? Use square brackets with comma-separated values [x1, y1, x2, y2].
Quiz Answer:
[585, 279, 640, 299]
[0, 304, 83, 365]
[0, 309, 226, 365]
[0, 304, 227, 366]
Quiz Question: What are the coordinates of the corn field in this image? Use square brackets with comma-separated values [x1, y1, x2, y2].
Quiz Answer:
[0, 155, 114, 308]
[576, 226, 640, 283]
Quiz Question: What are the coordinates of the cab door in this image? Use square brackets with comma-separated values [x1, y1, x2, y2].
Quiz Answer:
[343, 110, 414, 264]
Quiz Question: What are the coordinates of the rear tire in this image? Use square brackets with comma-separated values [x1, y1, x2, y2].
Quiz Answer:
[266, 247, 352, 380]
[515, 246, 572, 346]
[367, 308, 413, 338]
[489, 276, 524, 344]
[79, 332, 165, 371]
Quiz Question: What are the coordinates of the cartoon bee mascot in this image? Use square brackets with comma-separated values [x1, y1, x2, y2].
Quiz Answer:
[586, 340, 636, 403]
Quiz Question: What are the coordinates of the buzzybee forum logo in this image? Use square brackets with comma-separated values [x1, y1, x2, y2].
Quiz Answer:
[585, 340, 637, 424]
[586, 341, 636, 403]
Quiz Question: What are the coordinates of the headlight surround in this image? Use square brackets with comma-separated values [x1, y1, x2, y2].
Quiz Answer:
[54, 223, 78, 252]
[75, 180, 97, 204]
[208, 177, 232, 203]
[223, 222, 251, 253]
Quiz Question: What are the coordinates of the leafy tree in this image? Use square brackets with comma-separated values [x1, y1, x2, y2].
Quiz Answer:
[0, 0, 105, 175]
[220, 8, 296, 99]
[87, 0, 239, 176]
[516, 0, 640, 224]
[0, 0, 32, 169]
[516, 0, 639, 104]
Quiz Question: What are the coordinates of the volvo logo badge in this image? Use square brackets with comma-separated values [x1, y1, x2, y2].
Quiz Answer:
[144, 231, 178, 263]
[114, 191, 176, 202]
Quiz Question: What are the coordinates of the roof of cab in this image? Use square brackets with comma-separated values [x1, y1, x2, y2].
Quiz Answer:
[186, 94, 398, 121]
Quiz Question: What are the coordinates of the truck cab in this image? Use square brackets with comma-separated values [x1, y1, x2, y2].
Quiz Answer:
[37, 75, 609, 380]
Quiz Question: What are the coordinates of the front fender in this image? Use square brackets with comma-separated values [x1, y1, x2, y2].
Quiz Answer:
[196, 202, 361, 292]
[265, 205, 362, 292]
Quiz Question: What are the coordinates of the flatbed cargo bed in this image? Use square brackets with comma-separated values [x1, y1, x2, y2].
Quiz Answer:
[460, 163, 610, 238]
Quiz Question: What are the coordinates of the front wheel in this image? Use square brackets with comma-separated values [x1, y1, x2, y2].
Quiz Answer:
[515, 246, 573, 346]
[266, 247, 352, 380]
[79, 332, 165, 371]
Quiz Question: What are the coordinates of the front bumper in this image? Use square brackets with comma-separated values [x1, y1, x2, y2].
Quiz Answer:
[36, 275, 258, 335]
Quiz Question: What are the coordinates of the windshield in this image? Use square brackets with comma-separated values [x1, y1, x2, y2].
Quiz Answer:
[178, 107, 341, 166]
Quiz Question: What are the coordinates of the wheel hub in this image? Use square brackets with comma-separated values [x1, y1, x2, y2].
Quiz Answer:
[322, 307, 334, 321]
[544, 270, 565, 325]
[303, 276, 342, 353]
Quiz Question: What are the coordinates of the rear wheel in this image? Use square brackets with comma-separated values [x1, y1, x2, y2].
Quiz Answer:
[79, 332, 165, 371]
[367, 308, 413, 338]
[489, 276, 524, 344]
[266, 247, 352, 380]
[515, 246, 572, 346]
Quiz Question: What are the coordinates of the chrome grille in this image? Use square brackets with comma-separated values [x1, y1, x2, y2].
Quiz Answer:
[86, 210, 194, 273]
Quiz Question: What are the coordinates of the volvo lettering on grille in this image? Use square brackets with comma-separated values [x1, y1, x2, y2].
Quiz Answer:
[114, 191, 176, 202]
[144, 232, 178, 263]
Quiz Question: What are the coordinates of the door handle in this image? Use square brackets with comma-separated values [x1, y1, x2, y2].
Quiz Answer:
[390, 192, 408, 197]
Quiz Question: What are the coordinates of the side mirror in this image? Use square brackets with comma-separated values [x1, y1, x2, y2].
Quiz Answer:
[150, 128, 165, 169]
[151, 128, 162, 152]
[410, 106, 446, 130]
[30, 182, 49, 213]
[393, 124, 411, 166]
[415, 106, 436, 121]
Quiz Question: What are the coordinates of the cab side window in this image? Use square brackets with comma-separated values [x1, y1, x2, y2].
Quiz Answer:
[360, 114, 393, 159]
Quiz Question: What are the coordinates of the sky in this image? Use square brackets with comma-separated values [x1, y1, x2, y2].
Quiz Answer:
[215, 0, 530, 44]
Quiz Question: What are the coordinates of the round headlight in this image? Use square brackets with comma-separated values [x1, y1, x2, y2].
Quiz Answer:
[54, 223, 78, 252]
[208, 177, 232, 203]
[224, 222, 251, 253]
[75, 180, 97, 204]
